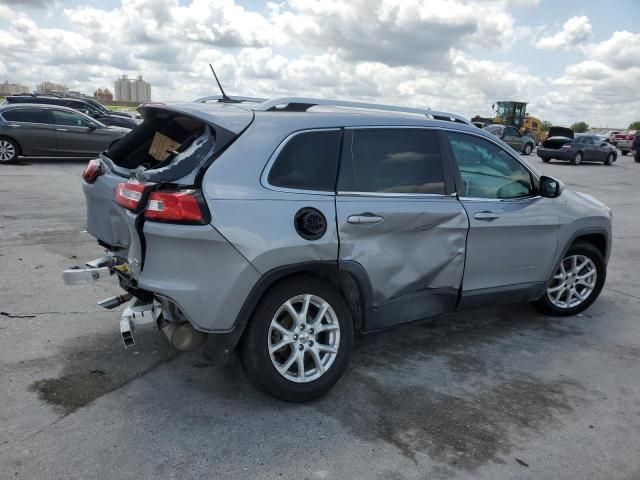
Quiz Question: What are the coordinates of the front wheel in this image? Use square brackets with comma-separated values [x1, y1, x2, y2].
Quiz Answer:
[604, 153, 615, 165]
[241, 276, 354, 402]
[523, 143, 533, 155]
[534, 242, 605, 316]
[571, 152, 583, 165]
[541, 157, 551, 163]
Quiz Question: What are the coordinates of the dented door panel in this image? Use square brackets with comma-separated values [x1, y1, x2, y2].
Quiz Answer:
[336, 195, 468, 329]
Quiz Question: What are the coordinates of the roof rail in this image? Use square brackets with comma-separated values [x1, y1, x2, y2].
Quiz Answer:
[193, 95, 267, 104]
[251, 97, 471, 125]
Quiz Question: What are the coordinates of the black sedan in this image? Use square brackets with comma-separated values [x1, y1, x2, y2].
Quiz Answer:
[0, 104, 128, 163]
[537, 127, 617, 165]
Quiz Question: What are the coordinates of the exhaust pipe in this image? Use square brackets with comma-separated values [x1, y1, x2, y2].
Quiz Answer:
[98, 293, 133, 310]
[160, 320, 206, 352]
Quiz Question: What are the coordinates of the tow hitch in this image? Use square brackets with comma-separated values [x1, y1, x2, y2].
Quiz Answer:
[119, 298, 162, 347]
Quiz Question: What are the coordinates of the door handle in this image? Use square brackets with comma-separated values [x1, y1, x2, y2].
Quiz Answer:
[473, 211, 499, 221]
[56, 128, 68, 132]
[347, 214, 384, 225]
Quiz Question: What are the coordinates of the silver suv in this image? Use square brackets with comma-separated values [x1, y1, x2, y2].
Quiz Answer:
[64, 97, 612, 401]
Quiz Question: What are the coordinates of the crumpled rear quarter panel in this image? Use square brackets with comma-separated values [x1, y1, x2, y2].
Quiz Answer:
[138, 222, 260, 332]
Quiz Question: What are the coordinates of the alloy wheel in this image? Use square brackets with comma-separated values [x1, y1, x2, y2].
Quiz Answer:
[268, 294, 340, 383]
[0, 140, 16, 162]
[546, 254, 597, 309]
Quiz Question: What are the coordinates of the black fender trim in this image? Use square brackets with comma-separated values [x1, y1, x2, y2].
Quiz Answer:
[211, 260, 376, 351]
[535, 226, 609, 298]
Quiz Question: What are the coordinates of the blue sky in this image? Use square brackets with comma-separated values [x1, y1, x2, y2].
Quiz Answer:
[0, 0, 638, 126]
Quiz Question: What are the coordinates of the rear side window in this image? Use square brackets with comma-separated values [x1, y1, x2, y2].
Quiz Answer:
[268, 130, 341, 191]
[2, 108, 50, 124]
[339, 129, 445, 194]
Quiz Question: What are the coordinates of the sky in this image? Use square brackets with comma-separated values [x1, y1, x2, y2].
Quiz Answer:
[0, 0, 638, 127]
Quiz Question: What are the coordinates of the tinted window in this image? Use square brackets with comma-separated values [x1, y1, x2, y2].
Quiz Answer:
[52, 110, 93, 127]
[2, 108, 50, 124]
[505, 126, 520, 137]
[447, 132, 533, 199]
[339, 129, 445, 194]
[485, 125, 503, 135]
[268, 130, 341, 191]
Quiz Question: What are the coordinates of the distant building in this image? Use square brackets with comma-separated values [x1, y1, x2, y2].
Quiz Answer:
[36, 81, 69, 95]
[94, 88, 114, 103]
[114, 74, 151, 103]
[0, 81, 29, 95]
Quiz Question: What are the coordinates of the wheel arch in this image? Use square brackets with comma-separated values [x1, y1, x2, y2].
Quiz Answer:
[0, 135, 22, 156]
[222, 261, 373, 350]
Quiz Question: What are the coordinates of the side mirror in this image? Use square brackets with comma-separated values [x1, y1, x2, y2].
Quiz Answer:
[540, 175, 564, 198]
[600, 142, 608, 147]
[86, 122, 97, 131]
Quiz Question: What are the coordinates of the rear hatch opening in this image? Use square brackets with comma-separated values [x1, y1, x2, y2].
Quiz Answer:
[542, 126, 575, 149]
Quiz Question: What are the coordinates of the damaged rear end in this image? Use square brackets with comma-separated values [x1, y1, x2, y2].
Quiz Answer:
[63, 102, 254, 350]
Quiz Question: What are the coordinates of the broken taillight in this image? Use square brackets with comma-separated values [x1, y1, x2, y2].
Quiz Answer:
[115, 181, 155, 212]
[144, 190, 208, 224]
[82, 159, 103, 184]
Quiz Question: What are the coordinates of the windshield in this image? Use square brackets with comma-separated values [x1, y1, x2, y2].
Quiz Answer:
[84, 98, 110, 113]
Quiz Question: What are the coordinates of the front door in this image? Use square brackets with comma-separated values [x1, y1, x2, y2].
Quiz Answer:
[444, 131, 559, 307]
[502, 126, 523, 151]
[51, 109, 107, 156]
[336, 128, 468, 331]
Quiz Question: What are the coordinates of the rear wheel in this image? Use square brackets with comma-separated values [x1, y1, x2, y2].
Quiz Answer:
[621, 150, 629, 156]
[241, 276, 354, 402]
[571, 152, 583, 165]
[534, 242, 605, 316]
[604, 153, 614, 165]
[523, 143, 533, 155]
[635, 155, 640, 163]
[541, 157, 551, 163]
[0, 138, 19, 164]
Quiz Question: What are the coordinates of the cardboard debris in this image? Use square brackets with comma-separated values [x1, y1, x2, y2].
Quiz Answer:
[149, 132, 181, 162]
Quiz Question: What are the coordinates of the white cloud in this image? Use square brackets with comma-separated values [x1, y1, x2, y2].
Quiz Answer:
[537, 15, 592, 50]
[0, 1, 638, 127]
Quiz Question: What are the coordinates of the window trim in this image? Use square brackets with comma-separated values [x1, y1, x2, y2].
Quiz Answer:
[337, 125, 454, 198]
[260, 127, 342, 196]
[442, 129, 542, 203]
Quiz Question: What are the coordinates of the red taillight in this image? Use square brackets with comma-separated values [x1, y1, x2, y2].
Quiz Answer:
[115, 181, 154, 211]
[145, 190, 206, 224]
[82, 159, 103, 184]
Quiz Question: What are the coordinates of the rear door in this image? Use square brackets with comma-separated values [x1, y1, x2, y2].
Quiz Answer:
[444, 130, 559, 307]
[51, 109, 109, 156]
[336, 127, 468, 331]
[0, 107, 57, 156]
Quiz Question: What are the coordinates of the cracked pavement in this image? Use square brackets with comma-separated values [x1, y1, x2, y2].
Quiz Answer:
[1, 155, 639, 479]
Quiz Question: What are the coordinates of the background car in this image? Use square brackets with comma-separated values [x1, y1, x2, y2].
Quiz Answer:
[4, 94, 138, 129]
[0, 104, 128, 163]
[614, 130, 637, 155]
[537, 129, 617, 165]
[632, 134, 640, 163]
[483, 124, 535, 154]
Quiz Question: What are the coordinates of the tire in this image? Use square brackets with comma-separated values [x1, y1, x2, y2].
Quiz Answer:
[523, 143, 533, 155]
[240, 275, 354, 402]
[541, 157, 551, 163]
[635, 155, 640, 163]
[571, 152, 583, 165]
[604, 153, 614, 165]
[0, 137, 19, 164]
[534, 241, 606, 317]
[621, 150, 628, 156]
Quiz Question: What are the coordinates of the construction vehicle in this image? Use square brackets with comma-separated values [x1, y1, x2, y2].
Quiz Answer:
[472, 101, 544, 143]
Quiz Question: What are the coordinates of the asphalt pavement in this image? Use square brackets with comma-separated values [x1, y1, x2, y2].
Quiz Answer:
[1, 152, 639, 479]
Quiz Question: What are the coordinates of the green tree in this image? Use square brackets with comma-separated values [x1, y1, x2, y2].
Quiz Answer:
[629, 121, 640, 130]
[540, 120, 553, 132]
[570, 121, 589, 133]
